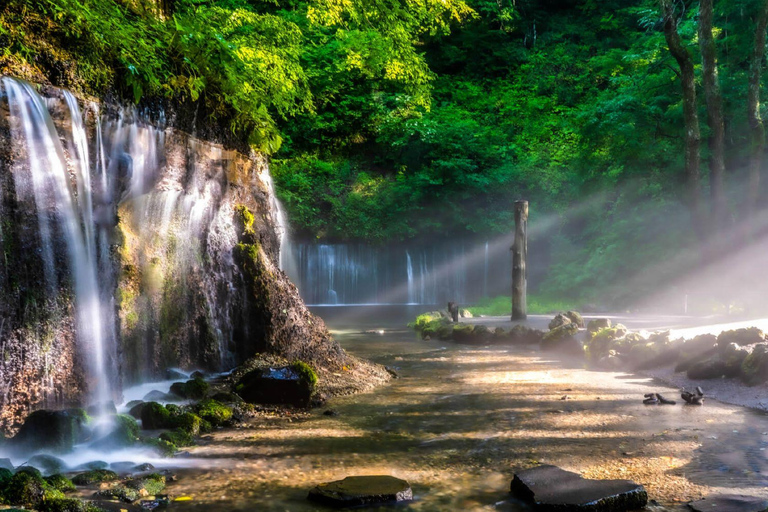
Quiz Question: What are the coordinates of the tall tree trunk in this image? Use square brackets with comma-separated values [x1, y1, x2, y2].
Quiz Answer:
[747, 0, 768, 219]
[661, 0, 702, 228]
[699, 0, 726, 226]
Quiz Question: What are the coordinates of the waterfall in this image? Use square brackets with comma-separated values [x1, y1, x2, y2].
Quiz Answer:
[406, 250, 415, 304]
[3, 78, 113, 407]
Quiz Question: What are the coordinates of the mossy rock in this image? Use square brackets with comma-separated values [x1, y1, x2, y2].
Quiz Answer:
[10, 410, 88, 454]
[627, 342, 662, 366]
[509, 324, 544, 344]
[541, 323, 579, 351]
[159, 428, 194, 447]
[451, 324, 475, 343]
[140, 402, 171, 430]
[565, 310, 584, 328]
[195, 399, 233, 427]
[125, 400, 143, 410]
[548, 313, 572, 330]
[473, 324, 492, 342]
[435, 324, 454, 341]
[74, 461, 108, 471]
[164, 404, 183, 417]
[169, 382, 187, 398]
[210, 392, 243, 404]
[173, 412, 203, 436]
[235, 366, 315, 408]
[27, 455, 67, 476]
[687, 359, 729, 380]
[38, 498, 106, 512]
[93, 486, 139, 503]
[183, 378, 209, 400]
[128, 402, 148, 420]
[292, 361, 318, 389]
[44, 474, 75, 493]
[125, 473, 165, 496]
[71, 470, 118, 486]
[141, 438, 177, 457]
[2, 471, 46, 506]
[91, 414, 139, 448]
[741, 344, 768, 386]
[717, 327, 765, 348]
[587, 318, 611, 334]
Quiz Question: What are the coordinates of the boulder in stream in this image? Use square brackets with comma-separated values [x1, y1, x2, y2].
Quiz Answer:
[9, 409, 89, 454]
[235, 363, 317, 407]
[510, 464, 647, 511]
[308, 475, 413, 507]
[688, 494, 768, 512]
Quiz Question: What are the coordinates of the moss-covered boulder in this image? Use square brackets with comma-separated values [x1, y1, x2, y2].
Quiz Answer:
[451, 324, 475, 343]
[184, 378, 210, 400]
[9, 410, 89, 454]
[127, 402, 148, 420]
[195, 400, 233, 427]
[541, 323, 579, 352]
[2, 470, 46, 506]
[717, 327, 765, 348]
[548, 313, 572, 331]
[90, 414, 140, 449]
[235, 363, 317, 408]
[44, 474, 75, 493]
[159, 428, 194, 447]
[509, 325, 544, 344]
[125, 473, 165, 496]
[140, 402, 171, 430]
[741, 344, 768, 386]
[687, 358, 729, 380]
[587, 318, 611, 334]
[141, 437, 177, 457]
[26, 455, 67, 476]
[586, 326, 627, 362]
[172, 412, 203, 436]
[565, 311, 585, 328]
[71, 470, 118, 486]
[169, 382, 188, 398]
[93, 485, 140, 503]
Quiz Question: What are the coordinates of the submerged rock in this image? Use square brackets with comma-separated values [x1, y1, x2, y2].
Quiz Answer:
[510, 465, 647, 511]
[307, 475, 413, 508]
[688, 494, 768, 512]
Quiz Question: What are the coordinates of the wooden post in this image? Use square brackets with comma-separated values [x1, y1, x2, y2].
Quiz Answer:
[512, 200, 528, 320]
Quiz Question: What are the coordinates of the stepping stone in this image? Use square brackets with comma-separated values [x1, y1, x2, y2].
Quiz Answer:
[688, 494, 768, 512]
[308, 475, 413, 507]
[510, 465, 647, 511]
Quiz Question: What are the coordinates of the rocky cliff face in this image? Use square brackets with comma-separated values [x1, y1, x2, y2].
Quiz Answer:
[0, 78, 387, 434]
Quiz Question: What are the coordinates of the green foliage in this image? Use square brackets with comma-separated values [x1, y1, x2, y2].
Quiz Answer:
[44, 475, 75, 493]
[291, 361, 318, 388]
[466, 295, 576, 316]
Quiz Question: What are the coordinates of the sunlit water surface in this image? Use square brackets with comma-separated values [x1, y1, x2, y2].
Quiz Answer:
[155, 307, 768, 511]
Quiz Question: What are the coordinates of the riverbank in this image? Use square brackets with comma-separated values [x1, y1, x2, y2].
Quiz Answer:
[160, 312, 768, 511]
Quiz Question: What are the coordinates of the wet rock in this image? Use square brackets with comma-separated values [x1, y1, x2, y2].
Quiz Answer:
[549, 313, 572, 331]
[566, 311, 585, 328]
[190, 370, 206, 380]
[688, 494, 768, 512]
[27, 454, 67, 475]
[133, 463, 156, 472]
[128, 402, 148, 419]
[717, 327, 765, 348]
[235, 365, 316, 408]
[140, 402, 172, 430]
[510, 465, 647, 511]
[90, 414, 140, 449]
[169, 382, 188, 398]
[541, 323, 580, 352]
[125, 400, 144, 410]
[510, 325, 545, 344]
[108, 461, 138, 472]
[142, 390, 176, 402]
[9, 409, 89, 454]
[71, 469, 119, 485]
[741, 344, 768, 386]
[125, 473, 166, 496]
[183, 378, 209, 400]
[587, 318, 611, 334]
[308, 475, 413, 507]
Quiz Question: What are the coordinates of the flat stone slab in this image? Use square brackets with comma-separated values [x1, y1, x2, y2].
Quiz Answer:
[510, 465, 648, 511]
[688, 494, 768, 512]
[308, 475, 413, 507]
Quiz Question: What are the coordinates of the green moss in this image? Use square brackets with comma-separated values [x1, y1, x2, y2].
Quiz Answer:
[159, 428, 194, 447]
[235, 205, 255, 234]
[195, 399, 233, 427]
[173, 412, 202, 436]
[71, 470, 118, 486]
[291, 361, 318, 388]
[184, 378, 209, 400]
[141, 437, 177, 457]
[2, 471, 46, 506]
[125, 473, 165, 496]
[38, 497, 105, 512]
[44, 474, 75, 493]
[140, 402, 171, 430]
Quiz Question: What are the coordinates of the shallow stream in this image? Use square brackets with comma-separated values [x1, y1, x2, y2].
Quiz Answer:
[158, 307, 768, 511]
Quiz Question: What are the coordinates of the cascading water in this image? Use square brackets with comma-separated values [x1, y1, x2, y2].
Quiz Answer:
[3, 78, 113, 407]
[406, 250, 415, 304]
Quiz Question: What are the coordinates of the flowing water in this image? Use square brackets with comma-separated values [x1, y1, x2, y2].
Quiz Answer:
[160, 307, 768, 511]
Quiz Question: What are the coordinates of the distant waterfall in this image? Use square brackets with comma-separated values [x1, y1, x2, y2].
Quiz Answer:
[288, 240, 515, 306]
